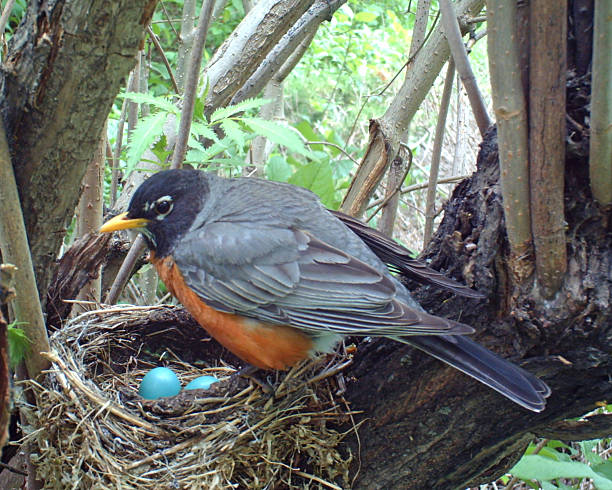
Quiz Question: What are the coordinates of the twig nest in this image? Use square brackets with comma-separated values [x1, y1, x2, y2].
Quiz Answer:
[20, 305, 355, 489]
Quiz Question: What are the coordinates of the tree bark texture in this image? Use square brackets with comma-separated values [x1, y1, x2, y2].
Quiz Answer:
[345, 128, 611, 489]
[202, 0, 314, 117]
[0, 0, 157, 302]
[528, 0, 568, 298]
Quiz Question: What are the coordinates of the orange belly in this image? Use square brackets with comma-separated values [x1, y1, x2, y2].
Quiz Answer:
[151, 253, 313, 370]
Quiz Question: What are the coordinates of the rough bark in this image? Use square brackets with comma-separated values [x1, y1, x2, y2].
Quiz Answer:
[529, 1, 568, 297]
[345, 127, 611, 489]
[46, 233, 112, 329]
[230, 0, 345, 106]
[0, 0, 158, 302]
[202, 0, 313, 117]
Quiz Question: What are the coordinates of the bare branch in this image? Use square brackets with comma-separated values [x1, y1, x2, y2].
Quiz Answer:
[171, 0, 215, 170]
[439, 0, 491, 136]
[147, 26, 180, 94]
[177, 0, 197, 90]
[201, 0, 314, 117]
[0, 0, 16, 37]
[377, 0, 430, 237]
[423, 59, 455, 246]
[231, 0, 343, 105]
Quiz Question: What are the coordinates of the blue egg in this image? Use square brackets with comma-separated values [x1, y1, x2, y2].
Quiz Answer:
[138, 367, 181, 400]
[185, 375, 219, 391]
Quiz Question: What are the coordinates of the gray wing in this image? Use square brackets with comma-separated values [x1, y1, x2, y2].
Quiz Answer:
[172, 222, 473, 337]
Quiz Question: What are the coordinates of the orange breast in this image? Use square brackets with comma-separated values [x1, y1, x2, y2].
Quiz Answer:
[151, 253, 313, 370]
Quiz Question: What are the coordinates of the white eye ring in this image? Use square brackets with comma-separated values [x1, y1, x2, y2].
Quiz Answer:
[153, 196, 173, 219]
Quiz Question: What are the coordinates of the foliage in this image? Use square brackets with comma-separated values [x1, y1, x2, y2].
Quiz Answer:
[503, 430, 612, 490]
[7, 321, 30, 370]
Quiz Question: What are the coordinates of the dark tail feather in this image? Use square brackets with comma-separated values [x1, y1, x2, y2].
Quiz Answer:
[331, 210, 485, 299]
[395, 335, 550, 412]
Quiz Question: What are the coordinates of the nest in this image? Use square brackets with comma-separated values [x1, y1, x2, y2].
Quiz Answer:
[19, 305, 358, 489]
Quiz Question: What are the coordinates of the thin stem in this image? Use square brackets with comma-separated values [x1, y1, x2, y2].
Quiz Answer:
[0, 0, 16, 37]
[147, 26, 180, 94]
[170, 0, 215, 170]
[423, 59, 455, 246]
[104, 235, 147, 305]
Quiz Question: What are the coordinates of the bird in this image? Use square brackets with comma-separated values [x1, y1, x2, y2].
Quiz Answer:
[100, 168, 550, 411]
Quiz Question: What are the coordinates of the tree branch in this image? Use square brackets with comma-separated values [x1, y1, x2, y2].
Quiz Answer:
[423, 59, 455, 246]
[529, 0, 568, 298]
[170, 0, 215, 169]
[230, 0, 345, 105]
[0, 120, 50, 379]
[486, 0, 533, 283]
[439, 0, 491, 136]
[201, 0, 314, 117]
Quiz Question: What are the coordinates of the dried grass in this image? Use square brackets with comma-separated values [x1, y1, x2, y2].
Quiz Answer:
[19, 305, 359, 489]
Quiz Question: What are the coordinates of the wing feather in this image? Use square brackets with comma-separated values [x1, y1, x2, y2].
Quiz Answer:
[173, 224, 472, 337]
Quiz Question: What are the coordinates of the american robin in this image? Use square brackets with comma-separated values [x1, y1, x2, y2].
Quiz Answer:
[100, 168, 550, 411]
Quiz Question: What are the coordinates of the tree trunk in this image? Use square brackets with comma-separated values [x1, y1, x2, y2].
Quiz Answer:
[0, 0, 157, 303]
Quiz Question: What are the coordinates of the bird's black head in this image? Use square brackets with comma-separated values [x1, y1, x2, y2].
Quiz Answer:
[101, 169, 207, 257]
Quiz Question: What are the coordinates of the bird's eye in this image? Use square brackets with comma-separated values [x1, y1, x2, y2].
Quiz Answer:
[154, 198, 173, 216]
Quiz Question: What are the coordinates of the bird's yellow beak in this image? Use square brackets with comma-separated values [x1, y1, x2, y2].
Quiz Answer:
[99, 212, 151, 233]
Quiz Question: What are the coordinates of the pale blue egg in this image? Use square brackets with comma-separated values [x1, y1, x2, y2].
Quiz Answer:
[138, 367, 181, 400]
[185, 375, 219, 391]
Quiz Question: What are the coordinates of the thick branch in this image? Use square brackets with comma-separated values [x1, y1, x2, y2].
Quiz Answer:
[529, 1, 568, 297]
[0, 121, 50, 379]
[486, 0, 533, 283]
[202, 0, 313, 117]
[231, 0, 345, 105]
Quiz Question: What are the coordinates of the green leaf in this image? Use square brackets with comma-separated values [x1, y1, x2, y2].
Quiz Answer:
[511, 455, 612, 490]
[266, 156, 293, 182]
[221, 119, 246, 148]
[8, 324, 30, 370]
[184, 140, 230, 167]
[119, 92, 179, 114]
[594, 461, 612, 481]
[241, 117, 310, 156]
[579, 440, 605, 465]
[355, 11, 377, 23]
[190, 121, 218, 142]
[295, 120, 324, 151]
[125, 112, 168, 176]
[151, 135, 170, 164]
[288, 160, 338, 208]
[209, 98, 268, 123]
